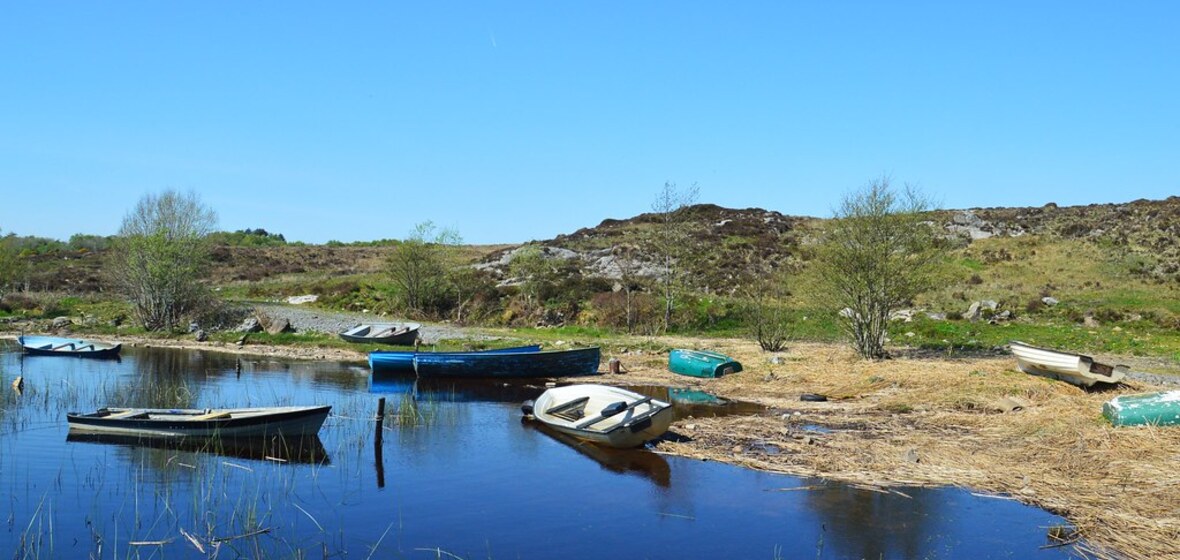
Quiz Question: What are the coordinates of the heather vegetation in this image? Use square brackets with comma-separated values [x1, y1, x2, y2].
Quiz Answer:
[2, 191, 1179, 359]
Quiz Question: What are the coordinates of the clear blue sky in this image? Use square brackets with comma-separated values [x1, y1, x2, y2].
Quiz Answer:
[2, 2, 1176, 244]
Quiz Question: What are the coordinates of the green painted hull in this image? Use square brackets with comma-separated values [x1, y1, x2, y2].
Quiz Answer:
[668, 349, 742, 378]
[1103, 391, 1180, 427]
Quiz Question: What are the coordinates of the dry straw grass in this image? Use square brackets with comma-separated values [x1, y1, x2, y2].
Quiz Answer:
[609, 339, 1180, 560]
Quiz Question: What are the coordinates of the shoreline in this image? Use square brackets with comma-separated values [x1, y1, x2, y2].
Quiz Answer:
[4, 330, 1176, 558]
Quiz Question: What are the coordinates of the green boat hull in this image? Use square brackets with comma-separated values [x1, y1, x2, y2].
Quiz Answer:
[668, 349, 742, 378]
[1103, 391, 1180, 427]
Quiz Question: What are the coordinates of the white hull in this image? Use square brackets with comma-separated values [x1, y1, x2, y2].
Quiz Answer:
[528, 384, 673, 448]
[1010, 341, 1126, 388]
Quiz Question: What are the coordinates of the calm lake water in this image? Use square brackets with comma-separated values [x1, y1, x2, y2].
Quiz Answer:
[0, 342, 1076, 559]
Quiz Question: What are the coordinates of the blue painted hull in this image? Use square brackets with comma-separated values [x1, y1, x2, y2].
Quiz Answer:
[668, 349, 742, 378]
[412, 347, 601, 378]
[19, 335, 122, 359]
[369, 344, 542, 373]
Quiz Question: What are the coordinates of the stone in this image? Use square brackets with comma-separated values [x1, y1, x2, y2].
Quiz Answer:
[286, 294, 318, 305]
[903, 448, 920, 463]
[1083, 315, 1100, 328]
[966, 302, 982, 322]
[237, 317, 262, 333]
[925, 312, 947, 321]
[266, 318, 293, 335]
[1041, 296, 1059, 306]
[195, 330, 208, 342]
[51, 316, 71, 329]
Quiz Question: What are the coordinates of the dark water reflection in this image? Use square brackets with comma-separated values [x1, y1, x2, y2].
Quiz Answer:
[0, 342, 1077, 559]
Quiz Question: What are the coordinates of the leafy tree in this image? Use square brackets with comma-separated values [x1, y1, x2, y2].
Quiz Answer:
[812, 177, 944, 359]
[507, 244, 552, 313]
[108, 190, 218, 331]
[0, 230, 26, 299]
[646, 181, 699, 332]
[387, 221, 461, 314]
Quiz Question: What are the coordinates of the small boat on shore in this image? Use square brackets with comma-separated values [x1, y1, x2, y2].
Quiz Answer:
[369, 344, 543, 374]
[339, 323, 421, 345]
[668, 349, 742, 378]
[1103, 391, 1180, 427]
[522, 384, 673, 448]
[67, 405, 331, 438]
[18, 335, 122, 359]
[411, 347, 600, 378]
[1009, 341, 1127, 388]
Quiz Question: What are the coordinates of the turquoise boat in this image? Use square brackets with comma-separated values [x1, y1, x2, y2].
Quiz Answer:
[668, 349, 742, 378]
[1103, 391, 1180, 427]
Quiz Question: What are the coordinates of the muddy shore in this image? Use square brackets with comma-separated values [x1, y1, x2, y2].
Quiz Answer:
[4, 324, 1178, 559]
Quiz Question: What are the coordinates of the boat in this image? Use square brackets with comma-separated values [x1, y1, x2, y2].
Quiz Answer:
[369, 344, 543, 374]
[1009, 341, 1127, 388]
[410, 347, 600, 378]
[668, 349, 742, 378]
[1103, 391, 1180, 427]
[339, 323, 421, 345]
[66, 405, 331, 438]
[18, 335, 122, 359]
[521, 384, 673, 448]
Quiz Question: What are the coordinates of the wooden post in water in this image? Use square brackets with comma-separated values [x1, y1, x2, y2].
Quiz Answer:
[374, 397, 386, 488]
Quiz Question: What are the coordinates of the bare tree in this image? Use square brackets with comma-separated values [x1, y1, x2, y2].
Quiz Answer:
[608, 243, 643, 334]
[744, 264, 791, 352]
[109, 190, 217, 331]
[812, 177, 944, 359]
[387, 221, 461, 315]
[647, 181, 699, 332]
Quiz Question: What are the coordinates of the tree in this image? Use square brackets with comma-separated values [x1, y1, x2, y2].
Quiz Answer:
[0, 229, 26, 299]
[109, 190, 218, 331]
[812, 177, 944, 359]
[744, 264, 791, 352]
[647, 181, 699, 332]
[387, 221, 461, 314]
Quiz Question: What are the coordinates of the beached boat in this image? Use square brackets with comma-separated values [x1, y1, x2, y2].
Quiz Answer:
[668, 349, 742, 378]
[521, 384, 673, 448]
[1009, 341, 1127, 388]
[66, 405, 331, 438]
[339, 323, 421, 345]
[1103, 391, 1180, 427]
[410, 347, 600, 378]
[369, 344, 542, 374]
[18, 335, 122, 359]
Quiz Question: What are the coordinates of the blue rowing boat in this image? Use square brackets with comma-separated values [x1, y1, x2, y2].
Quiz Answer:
[369, 344, 542, 374]
[411, 347, 601, 378]
[18, 335, 122, 359]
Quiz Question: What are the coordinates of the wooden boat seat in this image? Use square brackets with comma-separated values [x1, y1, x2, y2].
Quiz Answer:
[575, 396, 654, 429]
[189, 410, 232, 421]
[546, 396, 589, 421]
[75, 344, 95, 352]
[105, 410, 149, 419]
[51, 343, 76, 351]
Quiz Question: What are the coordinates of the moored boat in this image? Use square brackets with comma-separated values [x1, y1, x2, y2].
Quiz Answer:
[1009, 341, 1126, 388]
[411, 347, 600, 378]
[668, 349, 742, 378]
[522, 384, 673, 448]
[1103, 391, 1180, 427]
[67, 405, 331, 438]
[18, 335, 122, 359]
[339, 323, 421, 345]
[369, 344, 543, 374]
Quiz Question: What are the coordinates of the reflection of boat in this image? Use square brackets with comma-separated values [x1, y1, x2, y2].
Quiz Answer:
[412, 347, 600, 378]
[668, 349, 742, 378]
[523, 384, 673, 448]
[369, 375, 544, 403]
[67, 405, 331, 438]
[522, 420, 671, 487]
[18, 335, 122, 359]
[1103, 391, 1180, 427]
[340, 323, 421, 345]
[66, 433, 331, 464]
[369, 344, 542, 374]
[1009, 341, 1126, 388]
[668, 387, 728, 405]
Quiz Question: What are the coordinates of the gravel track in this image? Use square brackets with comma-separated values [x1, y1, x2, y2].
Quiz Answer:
[252, 303, 498, 344]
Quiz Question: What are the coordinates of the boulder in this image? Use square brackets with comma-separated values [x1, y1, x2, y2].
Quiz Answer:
[51, 316, 71, 330]
[1041, 296, 1059, 306]
[194, 329, 208, 342]
[237, 317, 262, 333]
[266, 318, 293, 335]
[966, 302, 982, 322]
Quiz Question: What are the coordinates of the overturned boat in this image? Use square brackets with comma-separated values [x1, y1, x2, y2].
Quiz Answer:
[1009, 341, 1126, 388]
